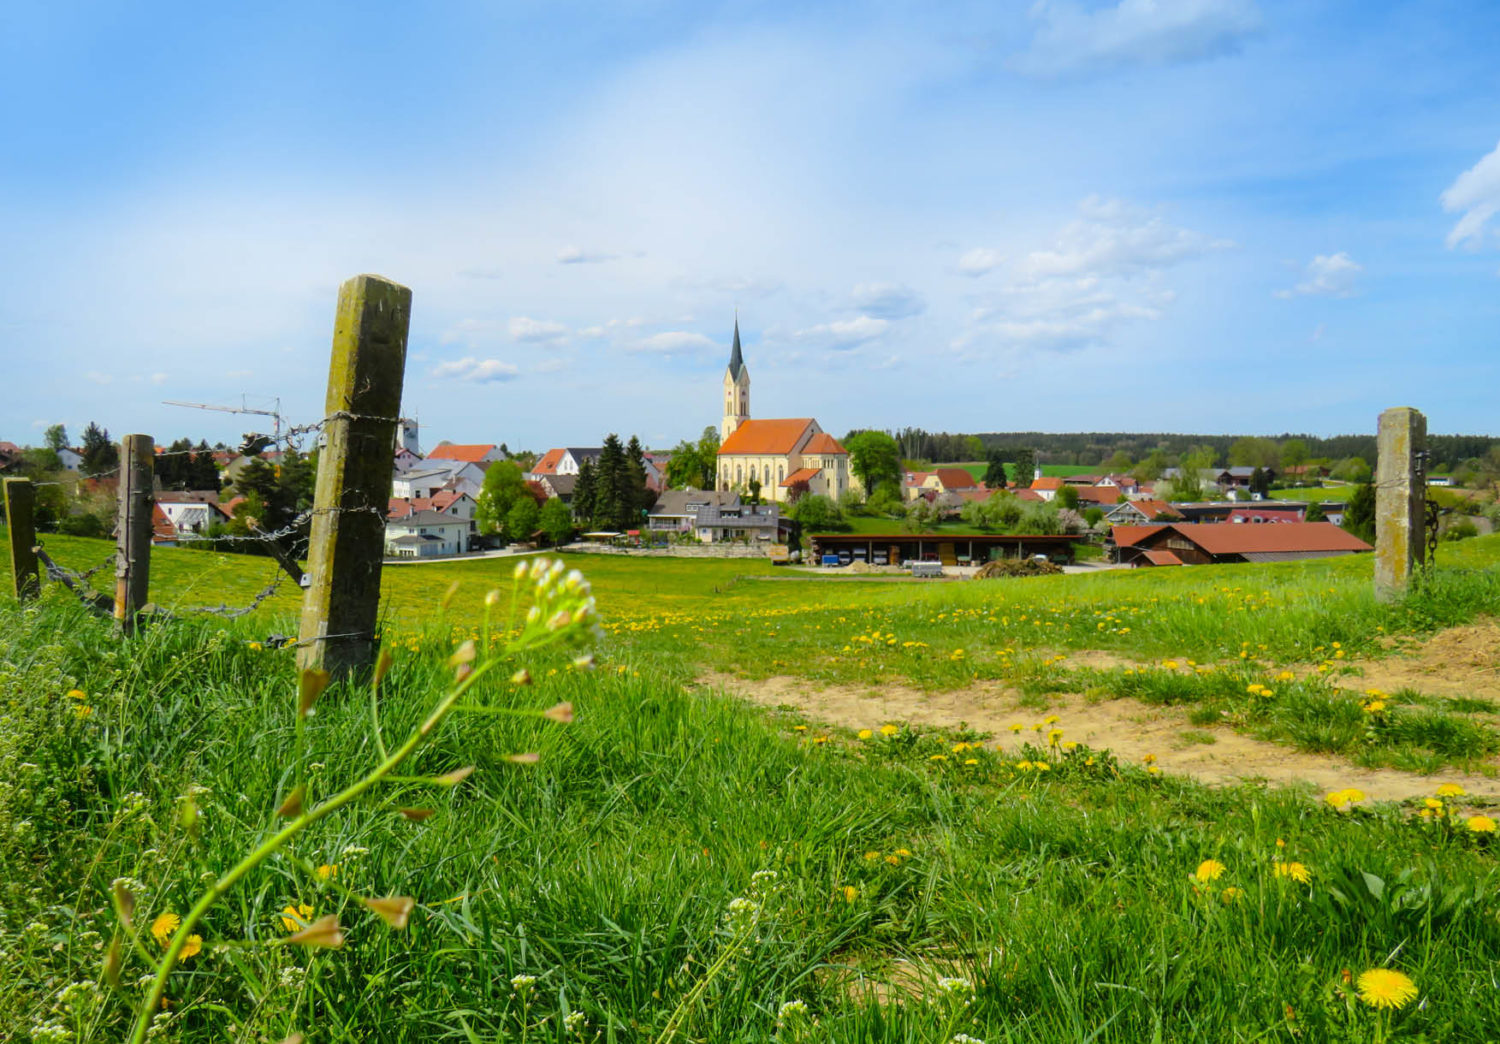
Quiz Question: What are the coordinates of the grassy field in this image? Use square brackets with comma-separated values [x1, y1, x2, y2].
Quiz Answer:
[1270, 486, 1355, 503]
[5, 529, 1500, 1040]
[947, 463, 1102, 483]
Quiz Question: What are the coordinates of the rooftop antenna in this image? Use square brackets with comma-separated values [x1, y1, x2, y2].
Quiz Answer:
[162, 395, 283, 455]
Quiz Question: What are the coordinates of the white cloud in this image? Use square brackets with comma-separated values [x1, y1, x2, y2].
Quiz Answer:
[533, 358, 569, 374]
[957, 247, 1003, 277]
[626, 331, 717, 355]
[431, 357, 520, 383]
[795, 315, 890, 349]
[1275, 252, 1362, 298]
[850, 282, 926, 319]
[1018, 196, 1232, 280]
[578, 325, 607, 339]
[1016, 0, 1262, 76]
[508, 317, 568, 344]
[960, 196, 1223, 352]
[84, 371, 112, 385]
[1441, 140, 1500, 250]
[150, 372, 168, 385]
[226, 369, 254, 379]
[557, 246, 640, 264]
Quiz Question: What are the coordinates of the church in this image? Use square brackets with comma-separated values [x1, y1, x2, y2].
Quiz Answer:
[715, 319, 853, 504]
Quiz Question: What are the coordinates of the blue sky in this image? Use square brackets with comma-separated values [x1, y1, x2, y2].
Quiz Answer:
[2, 0, 1498, 452]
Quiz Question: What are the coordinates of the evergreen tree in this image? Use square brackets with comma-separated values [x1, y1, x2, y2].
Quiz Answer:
[593, 435, 631, 530]
[1011, 447, 1037, 487]
[1344, 482, 1375, 543]
[159, 438, 194, 489]
[983, 450, 1009, 487]
[79, 422, 118, 477]
[1304, 501, 1327, 523]
[191, 441, 222, 490]
[747, 474, 762, 505]
[572, 458, 597, 523]
[44, 424, 69, 454]
[625, 435, 652, 514]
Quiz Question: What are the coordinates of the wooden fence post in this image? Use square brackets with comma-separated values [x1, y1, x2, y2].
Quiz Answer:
[1374, 406, 1426, 603]
[115, 434, 155, 635]
[296, 274, 411, 680]
[4, 477, 40, 602]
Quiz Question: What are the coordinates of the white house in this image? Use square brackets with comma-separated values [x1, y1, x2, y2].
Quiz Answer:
[158, 500, 230, 537]
[391, 461, 487, 499]
[57, 447, 83, 472]
[384, 510, 469, 558]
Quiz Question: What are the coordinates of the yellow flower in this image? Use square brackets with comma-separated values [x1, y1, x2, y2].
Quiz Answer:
[793, 725, 808, 732]
[929, 754, 947, 762]
[1194, 859, 1226, 883]
[1422, 798, 1443, 811]
[880, 724, 899, 737]
[75, 704, 94, 719]
[1355, 968, 1418, 1011]
[1221, 887, 1245, 903]
[1061, 741, 1078, 752]
[150, 913, 180, 946]
[1142, 753, 1157, 765]
[281, 903, 315, 932]
[1362, 700, 1386, 714]
[840, 885, 858, 903]
[1276, 671, 1295, 682]
[1325, 788, 1365, 810]
[1034, 761, 1050, 771]
[180, 934, 203, 959]
[66, 689, 87, 700]
[1162, 660, 1179, 670]
[863, 850, 881, 861]
[1016, 760, 1033, 771]
[894, 848, 911, 857]
[1047, 728, 1064, 746]
[885, 854, 901, 865]
[316, 864, 338, 880]
[1008, 723, 1024, 733]
[1274, 862, 1311, 883]
[857, 729, 873, 740]
[248, 641, 263, 652]
[1466, 815, 1497, 834]
[1436, 783, 1466, 798]
[1043, 715, 1061, 725]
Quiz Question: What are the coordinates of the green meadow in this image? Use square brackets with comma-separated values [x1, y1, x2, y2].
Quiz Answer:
[4, 528, 1500, 1041]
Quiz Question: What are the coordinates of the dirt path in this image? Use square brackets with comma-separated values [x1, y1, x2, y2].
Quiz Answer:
[697, 671, 1500, 805]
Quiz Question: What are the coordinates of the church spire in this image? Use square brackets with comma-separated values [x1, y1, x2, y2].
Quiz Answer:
[728, 315, 744, 381]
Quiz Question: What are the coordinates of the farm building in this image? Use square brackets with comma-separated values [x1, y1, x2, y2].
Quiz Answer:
[1110, 522, 1371, 567]
[809, 532, 1084, 567]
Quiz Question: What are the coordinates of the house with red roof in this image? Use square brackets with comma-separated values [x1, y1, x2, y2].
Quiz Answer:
[1110, 522, 1371, 567]
[1029, 476, 1065, 501]
[713, 320, 852, 503]
[425, 443, 506, 466]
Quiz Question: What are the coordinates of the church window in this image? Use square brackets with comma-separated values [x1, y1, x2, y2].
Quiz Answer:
[735, 465, 742, 484]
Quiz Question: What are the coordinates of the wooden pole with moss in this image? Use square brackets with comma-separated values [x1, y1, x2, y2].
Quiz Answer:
[296, 274, 411, 679]
[1374, 406, 1426, 603]
[4, 477, 40, 602]
[114, 434, 155, 634]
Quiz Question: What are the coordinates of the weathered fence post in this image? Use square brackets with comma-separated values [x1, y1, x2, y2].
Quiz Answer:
[4, 477, 40, 602]
[115, 434, 155, 634]
[297, 275, 411, 680]
[1374, 406, 1426, 603]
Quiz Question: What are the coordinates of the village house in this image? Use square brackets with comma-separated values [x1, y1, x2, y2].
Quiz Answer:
[1104, 499, 1183, 526]
[388, 490, 479, 545]
[713, 320, 853, 503]
[1110, 521, 1371, 567]
[384, 510, 469, 558]
[1028, 476, 1065, 502]
[425, 443, 506, 467]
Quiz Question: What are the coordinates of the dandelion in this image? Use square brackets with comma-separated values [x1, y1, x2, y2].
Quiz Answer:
[1142, 753, 1157, 765]
[1467, 815, 1497, 834]
[280, 904, 314, 932]
[841, 885, 859, 902]
[1008, 723, 1024, 733]
[1221, 887, 1245, 903]
[864, 850, 881, 861]
[1355, 968, 1418, 1011]
[880, 724, 899, 737]
[180, 934, 203, 959]
[66, 689, 86, 700]
[150, 913, 180, 946]
[1274, 862, 1311, 883]
[1047, 728, 1064, 746]
[1422, 798, 1444, 811]
[1194, 859, 1226, 883]
[1436, 783, 1466, 798]
[316, 864, 338, 880]
[858, 729, 873, 740]
[1043, 715, 1060, 725]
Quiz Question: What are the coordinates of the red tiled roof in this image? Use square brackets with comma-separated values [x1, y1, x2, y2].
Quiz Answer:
[1128, 499, 1182, 520]
[1013, 489, 1046, 502]
[151, 504, 176, 542]
[903, 471, 936, 486]
[1143, 550, 1183, 566]
[530, 448, 566, 475]
[1116, 522, 1370, 554]
[1074, 485, 1122, 504]
[425, 444, 497, 463]
[954, 489, 992, 503]
[780, 467, 821, 487]
[1030, 477, 1064, 491]
[935, 467, 978, 490]
[718, 418, 815, 456]
[803, 431, 846, 455]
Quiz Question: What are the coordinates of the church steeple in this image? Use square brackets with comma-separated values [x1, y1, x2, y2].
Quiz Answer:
[721, 316, 751, 442]
[728, 316, 744, 381]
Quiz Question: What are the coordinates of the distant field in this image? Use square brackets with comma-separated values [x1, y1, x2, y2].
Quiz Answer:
[1270, 485, 1355, 503]
[948, 461, 1103, 482]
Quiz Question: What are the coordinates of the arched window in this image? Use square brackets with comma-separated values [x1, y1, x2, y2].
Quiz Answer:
[777, 465, 785, 485]
[763, 464, 771, 485]
[735, 465, 742, 484]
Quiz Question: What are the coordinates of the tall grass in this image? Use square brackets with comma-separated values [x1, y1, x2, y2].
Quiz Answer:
[4, 592, 1500, 1042]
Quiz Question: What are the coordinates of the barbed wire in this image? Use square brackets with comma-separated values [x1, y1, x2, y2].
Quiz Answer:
[182, 568, 290, 618]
